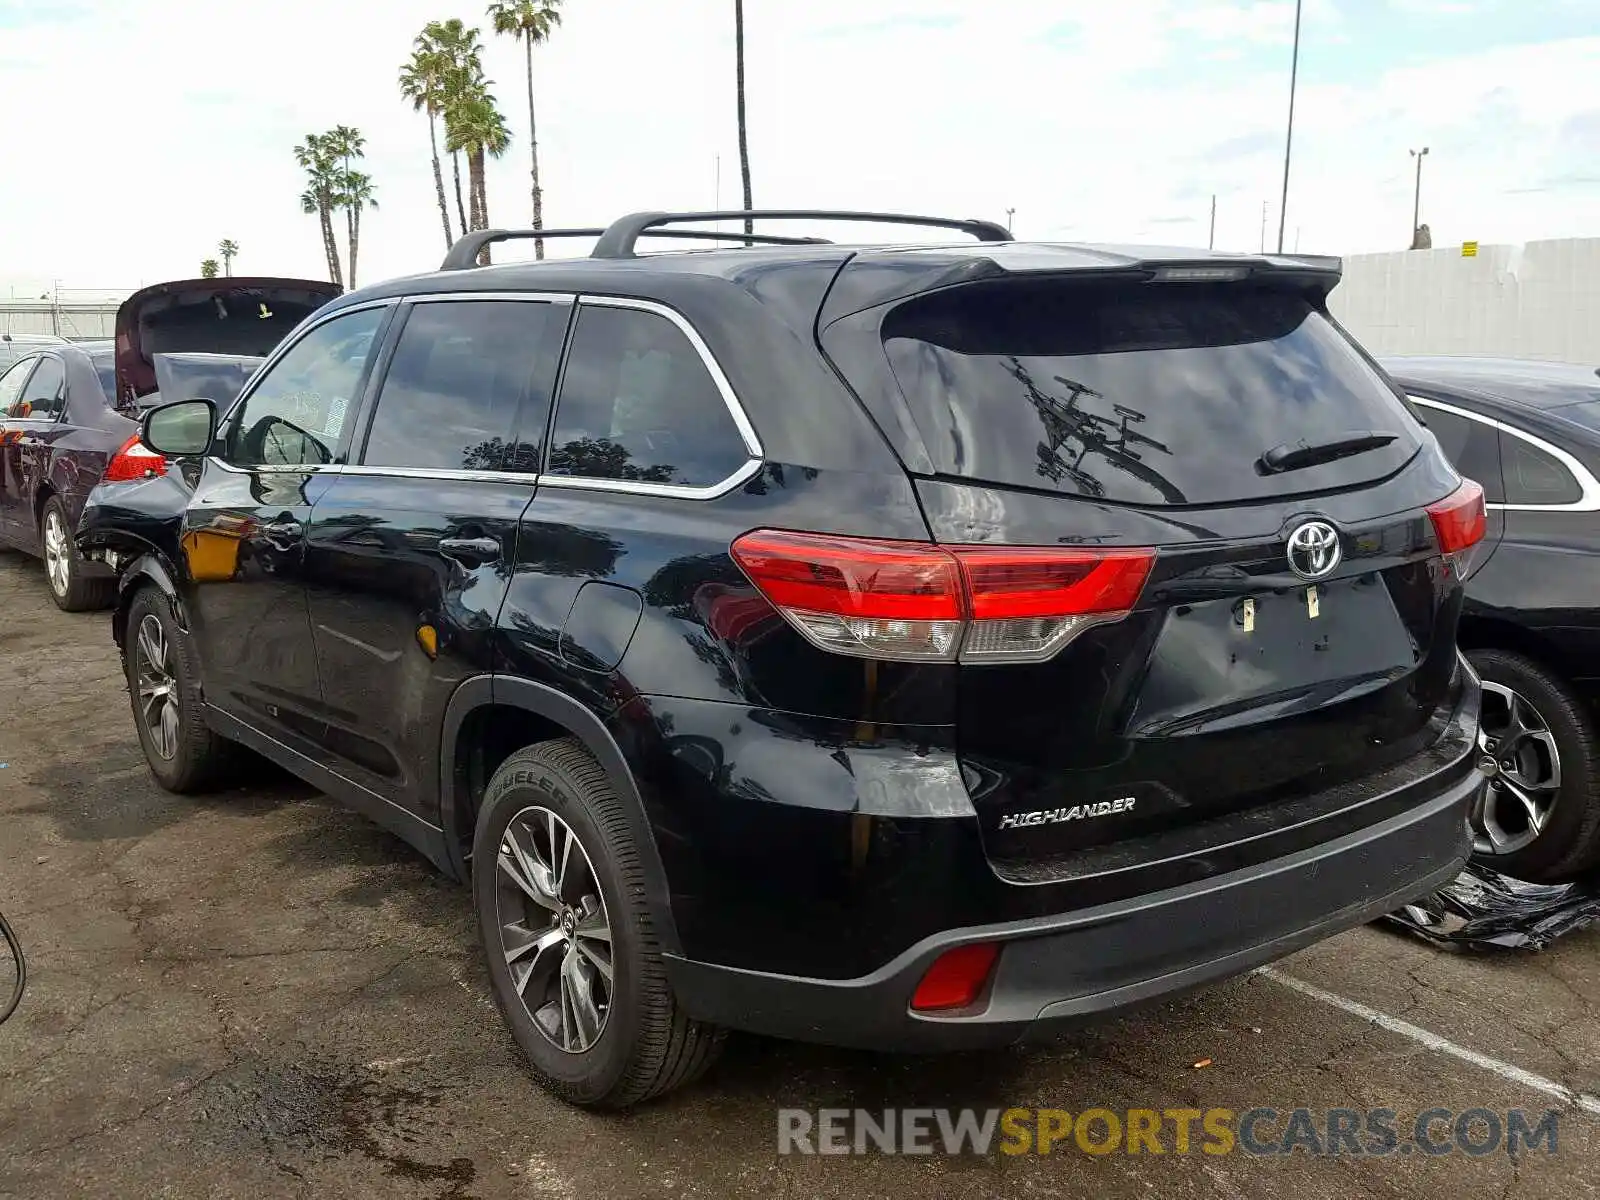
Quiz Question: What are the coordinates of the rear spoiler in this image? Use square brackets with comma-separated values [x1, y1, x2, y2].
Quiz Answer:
[819, 249, 1345, 328]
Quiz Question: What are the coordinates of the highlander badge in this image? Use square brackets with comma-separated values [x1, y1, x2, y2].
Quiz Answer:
[998, 797, 1136, 830]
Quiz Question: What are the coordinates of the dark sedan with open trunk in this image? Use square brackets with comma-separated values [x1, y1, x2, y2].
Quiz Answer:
[0, 277, 337, 609]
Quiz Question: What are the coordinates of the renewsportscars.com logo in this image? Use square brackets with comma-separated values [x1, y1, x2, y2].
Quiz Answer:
[777, 1107, 1561, 1158]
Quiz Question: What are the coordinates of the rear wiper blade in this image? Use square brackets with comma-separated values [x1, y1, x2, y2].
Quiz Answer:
[1257, 430, 1399, 475]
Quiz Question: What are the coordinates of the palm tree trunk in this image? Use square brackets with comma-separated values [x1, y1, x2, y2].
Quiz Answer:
[452, 151, 468, 239]
[320, 202, 343, 287]
[735, 0, 753, 237]
[350, 206, 361, 289]
[526, 38, 544, 260]
[470, 147, 491, 265]
[429, 114, 452, 249]
[344, 204, 355, 288]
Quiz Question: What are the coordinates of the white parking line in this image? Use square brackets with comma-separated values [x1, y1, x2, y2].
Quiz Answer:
[1257, 966, 1600, 1117]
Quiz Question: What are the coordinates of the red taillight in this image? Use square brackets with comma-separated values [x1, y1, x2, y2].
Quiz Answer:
[726, 531, 962, 621]
[1427, 479, 1487, 555]
[729, 529, 1154, 664]
[911, 942, 1000, 1012]
[103, 434, 167, 483]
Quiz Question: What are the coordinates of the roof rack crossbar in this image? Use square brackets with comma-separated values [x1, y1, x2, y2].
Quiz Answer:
[592, 210, 1014, 258]
[441, 228, 606, 270]
[441, 225, 836, 270]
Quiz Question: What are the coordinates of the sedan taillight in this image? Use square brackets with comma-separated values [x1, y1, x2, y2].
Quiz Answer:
[103, 434, 168, 483]
[729, 529, 1154, 664]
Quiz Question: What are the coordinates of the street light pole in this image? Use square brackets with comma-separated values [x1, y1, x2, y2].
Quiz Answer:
[1276, 0, 1304, 254]
[1005, 207, 1016, 236]
[1410, 146, 1430, 247]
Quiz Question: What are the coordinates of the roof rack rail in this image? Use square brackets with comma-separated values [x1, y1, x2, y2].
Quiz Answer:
[440, 225, 834, 270]
[441, 228, 605, 270]
[592, 210, 1014, 258]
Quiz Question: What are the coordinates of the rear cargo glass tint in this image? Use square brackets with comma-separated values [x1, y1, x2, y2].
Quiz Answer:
[881, 280, 1422, 506]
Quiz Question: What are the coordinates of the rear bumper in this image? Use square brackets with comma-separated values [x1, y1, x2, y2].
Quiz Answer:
[663, 761, 1479, 1050]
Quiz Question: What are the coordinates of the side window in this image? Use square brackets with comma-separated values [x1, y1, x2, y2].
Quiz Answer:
[0, 359, 34, 416]
[16, 356, 64, 420]
[1502, 431, 1582, 506]
[362, 300, 555, 473]
[227, 307, 385, 468]
[548, 304, 752, 488]
[1414, 402, 1504, 503]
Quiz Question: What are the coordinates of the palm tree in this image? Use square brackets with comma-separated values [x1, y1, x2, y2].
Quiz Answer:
[200, 259, 220, 279]
[734, 0, 753, 236]
[487, 0, 562, 258]
[400, 37, 455, 249]
[422, 19, 486, 244]
[446, 87, 512, 263]
[340, 172, 378, 288]
[217, 239, 239, 277]
[326, 125, 366, 281]
[294, 132, 343, 286]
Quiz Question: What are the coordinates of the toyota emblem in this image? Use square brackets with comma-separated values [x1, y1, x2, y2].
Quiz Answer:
[1286, 520, 1341, 580]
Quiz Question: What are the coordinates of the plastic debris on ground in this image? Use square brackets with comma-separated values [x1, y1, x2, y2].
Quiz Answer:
[1382, 863, 1600, 951]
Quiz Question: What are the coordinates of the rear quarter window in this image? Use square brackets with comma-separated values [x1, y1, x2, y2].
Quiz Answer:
[546, 303, 752, 489]
[880, 279, 1424, 506]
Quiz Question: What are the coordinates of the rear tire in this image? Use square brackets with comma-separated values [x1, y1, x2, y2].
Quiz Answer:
[1468, 649, 1600, 883]
[41, 497, 115, 612]
[472, 739, 724, 1108]
[123, 585, 236, 793]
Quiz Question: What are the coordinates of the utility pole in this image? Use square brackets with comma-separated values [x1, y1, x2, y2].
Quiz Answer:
[1260, 201, 1267, 253]
[50, 280, 60, 337]
[1410, 146, 1430, 247]
[1277, 0, 1304, 253]
[1209, 194, 1216, 249]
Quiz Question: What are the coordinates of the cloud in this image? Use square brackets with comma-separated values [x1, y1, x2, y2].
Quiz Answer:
[0, 0, 1594, 294]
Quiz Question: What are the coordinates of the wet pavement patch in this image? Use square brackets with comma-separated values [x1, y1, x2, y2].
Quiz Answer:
[189, 1054, 478, 1197]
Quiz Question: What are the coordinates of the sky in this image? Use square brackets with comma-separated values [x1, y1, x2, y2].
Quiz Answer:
[0, 0, 1595, 298]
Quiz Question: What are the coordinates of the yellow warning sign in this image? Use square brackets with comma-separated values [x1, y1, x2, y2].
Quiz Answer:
[1462, 241, 1479, 257]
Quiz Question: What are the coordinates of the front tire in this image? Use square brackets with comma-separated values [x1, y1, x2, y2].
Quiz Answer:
[1468, 649, 1600, 883]
[472, 739, 724, 1108]
[123, 586, 235, 793]
[41, 497, 114, 612]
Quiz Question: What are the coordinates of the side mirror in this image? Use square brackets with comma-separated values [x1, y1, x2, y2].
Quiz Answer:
[141, 398, 218, 458]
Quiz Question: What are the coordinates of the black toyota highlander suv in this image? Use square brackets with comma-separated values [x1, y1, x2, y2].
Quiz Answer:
[78, 210, 1488, 1108]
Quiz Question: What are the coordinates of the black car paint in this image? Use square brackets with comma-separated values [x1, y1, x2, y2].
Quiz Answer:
[1385, 357, 1600, 697]
[79, 242, 1481, 1045]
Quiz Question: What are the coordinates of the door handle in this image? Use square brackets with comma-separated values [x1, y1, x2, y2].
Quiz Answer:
[439, 536, 502, 566]
[260, 518, 303, 550]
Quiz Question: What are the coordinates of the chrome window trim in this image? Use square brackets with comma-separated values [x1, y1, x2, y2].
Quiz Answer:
[402, 291, 570, 305]
[338, 463, 539, 486]
[1409, 394, 1600, 513]
[210, 460, 342, 476]
[539, 456, 765, 501]
[537, 293, 764, 500]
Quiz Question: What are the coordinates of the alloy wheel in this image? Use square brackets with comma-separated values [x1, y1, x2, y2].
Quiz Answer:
[495, 806, 614, 1053]
[43, 509, 70, 598]
[135, 614, 180, 761]
[1472, 680, 1562, 855]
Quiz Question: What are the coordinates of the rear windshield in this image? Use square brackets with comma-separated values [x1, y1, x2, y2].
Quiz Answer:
[89, 348, 118, 402]
[880, 279, 1422, 506]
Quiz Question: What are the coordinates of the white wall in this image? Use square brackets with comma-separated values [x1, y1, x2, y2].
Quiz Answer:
[0, 302, 118, 341]
[1328, 238, 1600, 366]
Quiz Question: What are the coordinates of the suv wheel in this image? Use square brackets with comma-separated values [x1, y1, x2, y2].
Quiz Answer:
[41, 497, 114, 612]
[472, 738, 724, 1108]
[124, 586, 235, 793]
[1468, 649, 1600, 883]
